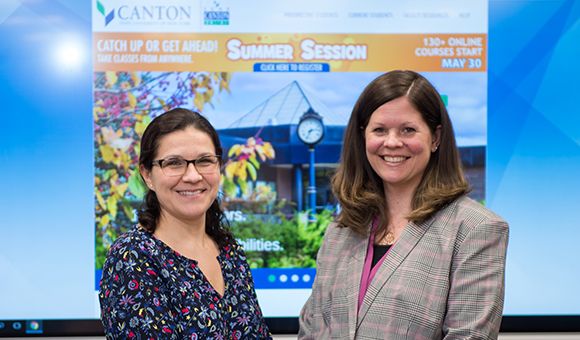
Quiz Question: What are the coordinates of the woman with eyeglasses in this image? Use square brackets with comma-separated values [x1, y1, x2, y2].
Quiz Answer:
[99, 108, 272, 340]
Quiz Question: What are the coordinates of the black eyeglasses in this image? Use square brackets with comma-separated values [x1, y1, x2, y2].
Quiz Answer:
[152, 155, 221, 176]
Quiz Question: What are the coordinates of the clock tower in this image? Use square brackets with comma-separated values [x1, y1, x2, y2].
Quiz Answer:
[297, 107, 325, 218]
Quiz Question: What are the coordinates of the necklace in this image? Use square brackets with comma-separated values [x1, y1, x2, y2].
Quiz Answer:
[379, 217, 406, 245]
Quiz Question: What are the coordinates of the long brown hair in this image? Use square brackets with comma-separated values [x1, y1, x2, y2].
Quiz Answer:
[137, 108, 235, 247]
[332, 70, 470, 235]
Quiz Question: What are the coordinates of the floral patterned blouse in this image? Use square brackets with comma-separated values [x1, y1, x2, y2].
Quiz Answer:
[99, 225, 272, 340]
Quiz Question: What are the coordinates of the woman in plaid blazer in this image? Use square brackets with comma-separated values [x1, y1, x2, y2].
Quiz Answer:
[299, 71, 509, 340]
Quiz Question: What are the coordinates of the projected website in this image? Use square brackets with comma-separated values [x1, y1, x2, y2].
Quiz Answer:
[92, 0, 487, 317]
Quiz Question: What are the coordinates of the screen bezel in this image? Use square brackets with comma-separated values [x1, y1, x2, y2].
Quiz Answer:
[1, 316, 580, 337]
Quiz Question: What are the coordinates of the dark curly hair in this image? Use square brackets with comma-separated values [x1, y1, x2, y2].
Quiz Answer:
[137, 108, 235, 247]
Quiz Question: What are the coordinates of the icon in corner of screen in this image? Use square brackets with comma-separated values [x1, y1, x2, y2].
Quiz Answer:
[26, 320, 43, 334]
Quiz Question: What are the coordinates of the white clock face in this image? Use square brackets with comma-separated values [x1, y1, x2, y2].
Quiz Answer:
[298, 118, 324, 145]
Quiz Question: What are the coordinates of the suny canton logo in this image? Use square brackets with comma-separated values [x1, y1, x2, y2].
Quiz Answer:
[96, 1, 115, 26]
[204, 1, 229, 25]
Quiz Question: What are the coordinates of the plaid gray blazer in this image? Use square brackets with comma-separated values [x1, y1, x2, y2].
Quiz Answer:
[299, 195, 509, 340]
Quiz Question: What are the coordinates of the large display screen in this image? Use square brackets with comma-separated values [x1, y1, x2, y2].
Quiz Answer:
[0, 0, 579, 336]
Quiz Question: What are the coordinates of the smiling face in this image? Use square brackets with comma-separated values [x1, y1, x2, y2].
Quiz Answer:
[365, 96, 441, 193]
[140, 126, 220, 228]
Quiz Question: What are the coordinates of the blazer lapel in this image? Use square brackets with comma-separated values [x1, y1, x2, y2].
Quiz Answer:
[356, 218, 434, 326]
[346, 227, 370, 340]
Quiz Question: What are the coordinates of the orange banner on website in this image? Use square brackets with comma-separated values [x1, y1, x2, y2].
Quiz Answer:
[94, 33, 486, 72]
